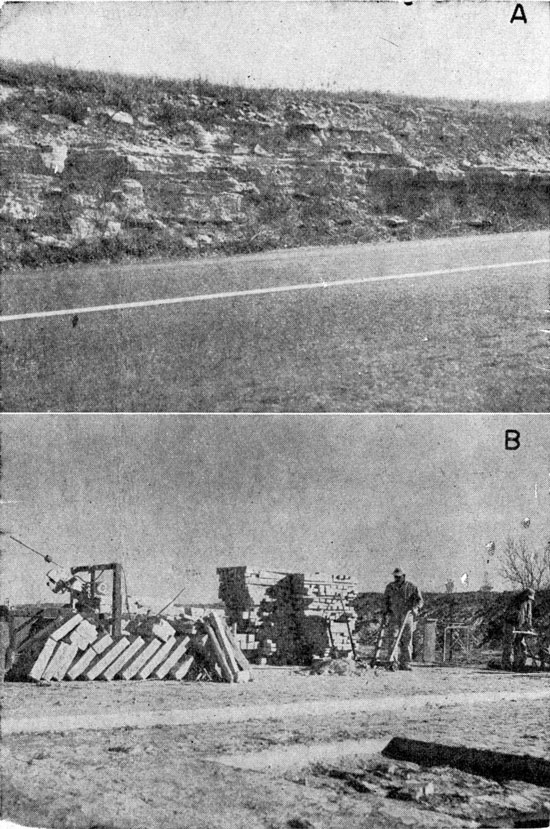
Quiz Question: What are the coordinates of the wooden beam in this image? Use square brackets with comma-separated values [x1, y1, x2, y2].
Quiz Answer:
[382, 737, 550, 787]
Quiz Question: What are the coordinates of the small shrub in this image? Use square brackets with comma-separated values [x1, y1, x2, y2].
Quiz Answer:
[155, 100, 191, 134]
[49, 92, 89, 123]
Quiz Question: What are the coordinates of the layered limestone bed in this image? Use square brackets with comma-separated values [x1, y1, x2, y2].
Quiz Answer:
[1, 66, 549, 269]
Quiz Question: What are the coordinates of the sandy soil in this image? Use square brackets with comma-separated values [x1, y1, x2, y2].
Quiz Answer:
[1, 666, 550, 829]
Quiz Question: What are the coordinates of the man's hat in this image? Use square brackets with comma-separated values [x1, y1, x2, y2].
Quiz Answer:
[393, 567, 404, 577]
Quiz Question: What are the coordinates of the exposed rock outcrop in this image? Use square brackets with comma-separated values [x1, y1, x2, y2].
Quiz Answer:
[1, 62, 548, 269]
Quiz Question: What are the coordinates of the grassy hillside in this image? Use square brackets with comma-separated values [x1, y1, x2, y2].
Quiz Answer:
[1, 61, 549, 270]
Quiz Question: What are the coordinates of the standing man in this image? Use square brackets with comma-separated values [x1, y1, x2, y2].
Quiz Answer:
[501, 588, 535, 671]
[384, 567, 423, 670]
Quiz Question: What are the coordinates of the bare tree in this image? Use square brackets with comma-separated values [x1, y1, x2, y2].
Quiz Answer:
[499, 536, 550, 591]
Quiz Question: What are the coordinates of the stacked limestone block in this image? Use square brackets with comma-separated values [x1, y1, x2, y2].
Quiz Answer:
[217, 567, 357, 665]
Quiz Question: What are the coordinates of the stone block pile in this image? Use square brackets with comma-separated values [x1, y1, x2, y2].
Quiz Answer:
[9, 608, 250, 683]
[217, 566, 357, 665]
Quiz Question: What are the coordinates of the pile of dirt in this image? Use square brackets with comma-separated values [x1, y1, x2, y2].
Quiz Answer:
[1, 61, 549, 270]
[307, 657, 369, 676]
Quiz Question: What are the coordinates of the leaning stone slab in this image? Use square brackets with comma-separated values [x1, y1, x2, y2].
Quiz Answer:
[136, 636, 176, 679]
[28, 638, 57, 681]
[50, 614, 83, 641]
[85, 638, 130, 680]
[101, 637, 145, 681]
[121, 638, 162, 680]
[154, 636, 190, 679]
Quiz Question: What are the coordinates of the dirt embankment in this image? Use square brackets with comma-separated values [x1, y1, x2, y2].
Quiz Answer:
[1, 62, 549, 270]
[355, 589, 550, 654]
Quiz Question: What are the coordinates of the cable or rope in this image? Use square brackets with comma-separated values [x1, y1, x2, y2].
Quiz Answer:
[4, 533, 55, 564]
[5, 534, 86, 585]
[157, 586, 186, 617]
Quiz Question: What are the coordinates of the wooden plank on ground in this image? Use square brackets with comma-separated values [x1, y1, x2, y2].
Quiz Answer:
[382, 737, 550, 788]
[85, 638, 130, 680]
[154, 636, 190, 679]
[28, 638, 57, 682]
[121, 638, 162, 680]
[136, 637, 176, 680]
[101, 637, 145, 680]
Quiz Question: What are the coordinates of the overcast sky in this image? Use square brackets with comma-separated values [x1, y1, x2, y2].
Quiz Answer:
[1, 415, 548, 607]
[1, 1, 549, 101]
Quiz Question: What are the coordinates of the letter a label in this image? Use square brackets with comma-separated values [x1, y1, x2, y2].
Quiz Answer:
[510, 3, 527, 23]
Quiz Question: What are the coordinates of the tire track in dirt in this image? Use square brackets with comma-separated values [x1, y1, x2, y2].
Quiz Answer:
[5, 686, 550, 735]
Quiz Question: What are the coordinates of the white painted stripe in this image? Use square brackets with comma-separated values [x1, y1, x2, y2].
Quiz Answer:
[1, 258, 548, 323]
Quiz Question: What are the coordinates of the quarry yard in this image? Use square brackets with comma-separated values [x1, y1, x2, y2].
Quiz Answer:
[2, 230, 549, 412]
[2, 666, 550, 829]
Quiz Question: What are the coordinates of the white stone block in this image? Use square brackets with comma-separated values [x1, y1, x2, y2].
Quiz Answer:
[85, 638, 130, 680]
[101, 637, 145, 680]
[154, 637, 190, 679]
[121, 638, 162, 680]
[28, 638, 57, 681]
[66, 646, 97, 680]
[170, 655, 194, 680]
[51, 614, 83, 641]
[136, 637, 176, 680]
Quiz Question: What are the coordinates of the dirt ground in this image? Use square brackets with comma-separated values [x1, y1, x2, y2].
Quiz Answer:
[1, 665, 550, 829]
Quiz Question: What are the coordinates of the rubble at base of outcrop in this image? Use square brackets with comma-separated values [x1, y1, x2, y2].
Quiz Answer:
[1, 65, 549, 269]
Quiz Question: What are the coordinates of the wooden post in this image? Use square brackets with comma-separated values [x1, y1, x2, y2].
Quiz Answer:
[338, 594, 357, 659]
[111, 563, 122, 638]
